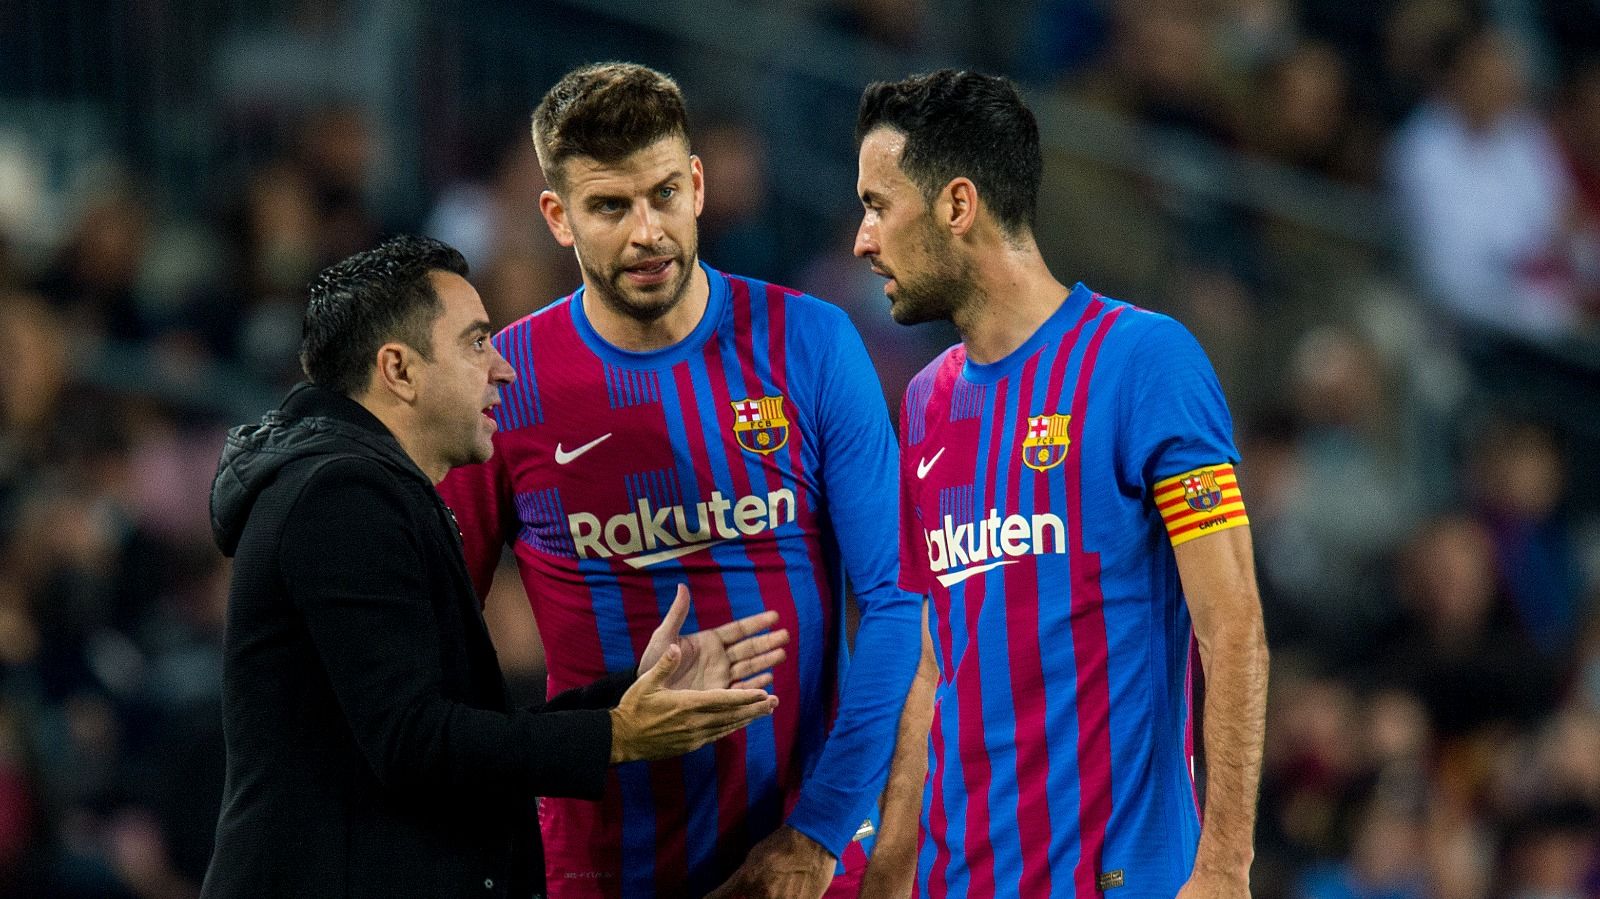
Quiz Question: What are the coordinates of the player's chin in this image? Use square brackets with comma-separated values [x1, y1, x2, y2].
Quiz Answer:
[889, 297, 935, 326]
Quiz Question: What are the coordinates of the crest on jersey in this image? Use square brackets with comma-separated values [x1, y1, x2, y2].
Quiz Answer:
[1022, 413, 1071, 472]
[730, 395, 790, 456]
[1182, 469, 1224, 512]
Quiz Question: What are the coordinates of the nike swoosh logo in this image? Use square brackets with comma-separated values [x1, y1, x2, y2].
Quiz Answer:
[624, 539, 729, 569]
[554, 433, 613, 465]
[935, 559, 1018, 587]
[917, 447, 946, 480]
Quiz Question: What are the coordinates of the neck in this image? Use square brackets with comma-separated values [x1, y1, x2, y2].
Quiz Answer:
[585, 261, 711, 352]
[357, 394, 447, 484]
[953, 237, 1070, 365]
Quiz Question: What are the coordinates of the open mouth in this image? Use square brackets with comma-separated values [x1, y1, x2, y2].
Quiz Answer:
[623, 257, 675, 284]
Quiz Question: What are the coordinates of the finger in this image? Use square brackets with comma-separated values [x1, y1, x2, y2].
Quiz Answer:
[638, 643, 681, 687]
[730, 647, 787, 682]
[727, 631, 787, 665]
[730, 672, 773, 690]
[695, 692, 778, 728]
[674, 687, 773, 710]
[714, 608, 781, 643]
[727, 628, 790, 663]
[663, 583, 691, 639]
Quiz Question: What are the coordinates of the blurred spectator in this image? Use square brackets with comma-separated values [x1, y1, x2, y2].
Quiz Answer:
[1251, 327, 1418, 655]
[696, 120, 781, 279]
[1468, 419, 1583, 657]
[1553, 57, 1600, 322]
[1383, 514, 1559, 737]
[425, 132, 578, 326]
[1248, 41, 1381, 184]
[1388, 25, 1584, 339]
[1298, 795, 1430, 899]
[31, 179, 154, 345]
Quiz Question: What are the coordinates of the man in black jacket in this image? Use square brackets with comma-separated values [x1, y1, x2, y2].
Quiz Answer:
[204, 235, 783, 898]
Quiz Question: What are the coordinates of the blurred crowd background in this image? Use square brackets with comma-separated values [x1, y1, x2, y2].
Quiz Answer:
[1, 0, 1599, 896]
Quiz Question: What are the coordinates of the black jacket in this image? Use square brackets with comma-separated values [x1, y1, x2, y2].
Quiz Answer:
[204, 383, 631, 899]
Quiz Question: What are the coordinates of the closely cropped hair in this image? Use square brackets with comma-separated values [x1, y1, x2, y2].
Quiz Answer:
[300, 235, 469, 397]
[532, 62, 690, 191]
[856, 70, 1042, 237]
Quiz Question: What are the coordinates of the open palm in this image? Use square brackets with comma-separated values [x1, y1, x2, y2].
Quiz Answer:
[639, 585, 790, 691]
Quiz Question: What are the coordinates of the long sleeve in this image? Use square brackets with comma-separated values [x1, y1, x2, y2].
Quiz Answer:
[783, 309, 923, 858]
[280, 458, 614, 803]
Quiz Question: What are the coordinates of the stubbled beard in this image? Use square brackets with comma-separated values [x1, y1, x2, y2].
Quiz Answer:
[583, 239, 698, 325]
[888, 222, 975, 326]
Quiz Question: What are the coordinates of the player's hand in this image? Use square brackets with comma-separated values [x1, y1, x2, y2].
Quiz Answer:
[1175, 867, 1251, 899]
[704, 825, 835, 899]
[638, 584, 790, 691]
[609, 643, 778, 764]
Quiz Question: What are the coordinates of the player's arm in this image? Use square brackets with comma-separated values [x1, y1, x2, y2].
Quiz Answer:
[860, 600, 936, 899]
[1121, 315, 1266, 897]
[1174, 525, 1267, 898]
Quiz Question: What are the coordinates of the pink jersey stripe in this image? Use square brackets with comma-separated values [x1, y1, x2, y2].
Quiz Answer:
[958, 377, 1009, 899]
[954, 572, 994, 898]
[1065, 305, 1125, 898]
[925, 348, 966, 899]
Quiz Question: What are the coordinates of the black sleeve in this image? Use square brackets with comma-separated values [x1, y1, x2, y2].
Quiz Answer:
[279, 458, 613, 802]
[541, 669, 637, 713]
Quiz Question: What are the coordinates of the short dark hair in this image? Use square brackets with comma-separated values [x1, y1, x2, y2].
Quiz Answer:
[299, 235, 469, 396]
[531, 62, 691, 192]
[856, 70, 1042, 237]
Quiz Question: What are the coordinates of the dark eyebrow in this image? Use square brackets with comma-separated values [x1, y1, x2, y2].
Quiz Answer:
[459, 320, 492, 342]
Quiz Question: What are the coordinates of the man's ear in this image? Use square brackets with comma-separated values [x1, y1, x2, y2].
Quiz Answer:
[540, 190, 575, 248]
[944, 177, 978, 238]
[690, 154, 706, 217]
[372, 342, 420, 403]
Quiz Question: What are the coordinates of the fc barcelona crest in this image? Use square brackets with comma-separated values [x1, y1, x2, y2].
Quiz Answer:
[1022, 413, 1071, 472]
[731, 395, 790, 455]
[1182, 470, 1224, 512]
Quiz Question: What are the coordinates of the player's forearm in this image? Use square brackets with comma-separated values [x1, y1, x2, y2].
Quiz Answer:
[862, 615, 936, 897]
[1193, 601, 1268, 876]
[785, 592, 922, 856]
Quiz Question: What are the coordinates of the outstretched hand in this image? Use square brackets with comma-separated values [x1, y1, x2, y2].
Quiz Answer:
[638, 584, 790, 691]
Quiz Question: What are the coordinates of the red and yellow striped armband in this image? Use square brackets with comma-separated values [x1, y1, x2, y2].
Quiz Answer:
[1153, 463, 1249, 547]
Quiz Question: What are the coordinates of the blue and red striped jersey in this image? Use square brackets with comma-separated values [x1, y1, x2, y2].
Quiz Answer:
[898, 284, 1246, 898]
[439, 263, 921, 898]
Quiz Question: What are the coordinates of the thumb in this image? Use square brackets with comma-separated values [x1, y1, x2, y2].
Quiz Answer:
[663, 583, 691, 638]
[639, 642, 681, 688]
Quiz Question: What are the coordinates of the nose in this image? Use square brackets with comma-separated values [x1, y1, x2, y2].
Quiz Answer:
[629, 198, 664, 247]
[489, 344, 515, 385]
[853, 217, 877, 259]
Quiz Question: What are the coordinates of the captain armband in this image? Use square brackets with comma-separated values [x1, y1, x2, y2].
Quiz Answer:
[1152, 463, 1249, 547]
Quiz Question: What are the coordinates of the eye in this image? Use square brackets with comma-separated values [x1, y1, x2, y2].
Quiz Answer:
[472, 336, 487, 351]
[595, 199, 623, 214]
[657, 186, 676, 201]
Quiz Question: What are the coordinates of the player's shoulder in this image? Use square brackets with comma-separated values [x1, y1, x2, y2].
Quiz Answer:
[902, 343, 964, 413]
[492, 291, 578, 347]
[718, 267, 854, 333]
[1089, 293, 1206, 361]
